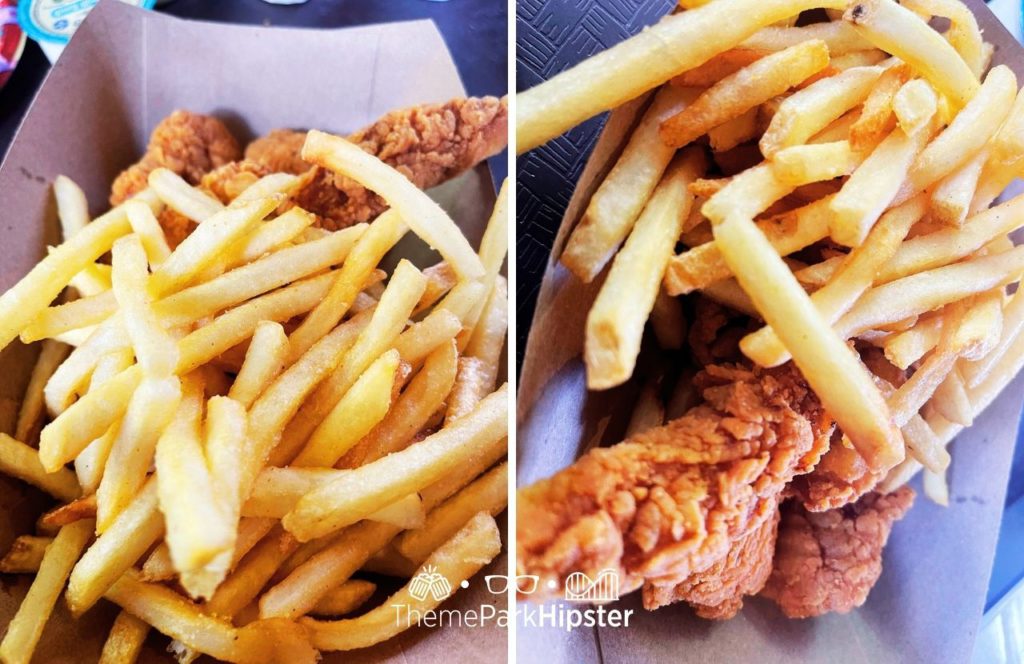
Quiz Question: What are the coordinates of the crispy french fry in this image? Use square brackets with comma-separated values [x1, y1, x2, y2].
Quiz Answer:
[741, 195, 925, 367]
[740, 21, 872, 55]
[303, 130, 483, 280]
[760, 65, 883, 156]
[112, 235, 179, 376]
[0, 520, 93, 664]
[310, 580, 376, 617]
[283, 385, 507, 541]
[932, 368, 974, 426]
[0, 536, 52, 574]
[53, 175, 91, 240]
[961, 288, 1024, 388]
[649, 288, 687, 351]
[586, 151, 702, 388]
[0, 433, 80, 501]
[931, 149, 986, 226]
[286, 211, 406, 359]
[884, 312, 944, 370]
[415, 262, 458, 314]
[625, 375, 666, 438]
[707, 107, 759, 152]
[809, 107, 861, 145]
[96, 375, 181, 531]
[124, 199, 172, 266]
[662, 40, 829, 149]
[147, 168, 223, 221]
[72, 348, 134, 493]
[393, 308, 462, 366]
[218, 207, 317, 274]
[15, 340, 70, 445]
[902, 0, 986, 77]
[445, 357, 491, 424]
[829, 123, 933, 247]
[42, 316, 128, 416]
[67, 477, 164, 615]
[844, 0, 979, 108]
[713, 213, 903, 471]
[665, 195, 832, 295]
[20, 291, 117, 344]
[98, 611, 150, 664]
[303, 513, 501, 651]
[891, 78, 939, 138]
[770, 140, 861, 185]
[459, 179, 509, 342]
[672, 49, 767, 87]
[227, 321, 289, 409]
[464, 277, 508, 391]
[37, 495, 96, 532]
[516, 0, 848, 153]
[847, 64, 910, 151]
[294, 349, 400, 468]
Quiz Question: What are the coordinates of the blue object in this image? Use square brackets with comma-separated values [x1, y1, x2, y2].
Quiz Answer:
[18, 0, 155, 45]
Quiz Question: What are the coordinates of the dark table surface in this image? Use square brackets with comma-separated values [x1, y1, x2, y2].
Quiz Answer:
[0, 0, 508, 181]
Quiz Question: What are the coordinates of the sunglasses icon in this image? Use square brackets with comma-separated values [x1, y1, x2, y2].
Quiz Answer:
[484, 574, 540, 595]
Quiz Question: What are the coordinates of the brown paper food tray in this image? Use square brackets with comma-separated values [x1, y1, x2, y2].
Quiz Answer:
[0, 1, 506, 662]
[516, 1, 1024, 661]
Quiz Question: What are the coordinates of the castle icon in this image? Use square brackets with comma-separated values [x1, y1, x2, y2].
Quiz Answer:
[564, 569, 620, 602]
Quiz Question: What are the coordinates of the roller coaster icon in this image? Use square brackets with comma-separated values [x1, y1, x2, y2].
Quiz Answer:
[563, 569, 620, 602]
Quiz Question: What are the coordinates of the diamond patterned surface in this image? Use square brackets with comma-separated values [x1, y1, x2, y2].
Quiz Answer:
[515, 0, 673, 369]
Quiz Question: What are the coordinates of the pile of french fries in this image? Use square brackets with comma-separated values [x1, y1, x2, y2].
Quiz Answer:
[0, 128, 508, 663]
[518, 0, 1024, 504]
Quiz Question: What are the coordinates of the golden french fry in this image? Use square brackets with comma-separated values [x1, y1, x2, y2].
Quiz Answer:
[0, 433, 80, 501]
[891, 78, 939, 138]
[283, 385, 507, 541]
[20, 292, 117, 344]
[53, 175, 91, 240]
[393, 308, 462, 366]
[884, 311, 944, 370]
[98, 611, 150, 664]
[96, 375, 181, 531]
[760, 65, 883, 156]
[233, 172, 301, 204]
[770, 140, 862, 185]
[218, 207, 317, 273]
[0, 536, 52, 574]
[740, 21, 872, 55]
[124, 199, 172, 266]
[67, 477, 164, 615]
[73, 348, 134, 493]
[369, 494, 426, 530]
[460, 179, 509, 342]
[586, 150, 703, 389]
[112, 234, 179, 376]
[961, 288, 1024, 388]
[464, 277, 508, 391]
[415, 262, 458, 314]
[661, 40, 829, 148]
[147, 168, 223, 222]
[294, 349, 399, 468]
[303, 130, 483, 280]
[932, 368, 974, 426]
[310, 580, 376, 617]
[847, 64, 910, 151]
[42, 315, 129, 416]
[286, 210, 406, 360]
[0, 520, 93, 664]
[516, 0, 847, 153]
[15, 340, 70, 445]
[672, 49, 767, 87]
[844, 0, 979, 108]
[741, 195, 925, 366]
[341, 340, 458, 467]
[649, 288, 687, 351]
[665, 195, 832, 295]
[902, 0, 986, 76]
[713, 213, 903, 471]
[303, 512, 501, 651]
[37, 495, 97, 532]
[227, 321, 289, 409]
[707, 107, 759, 152]
[445, 357, 491, 423]
[931, 149, 986, 226]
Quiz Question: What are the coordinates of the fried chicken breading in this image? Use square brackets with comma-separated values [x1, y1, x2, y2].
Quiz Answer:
[642, 500, 780, 617]
[760, 487, 915, 618]
[516, 364, 833, 601]
[110, 110, 241, 206]
[246, 96, 509, 230]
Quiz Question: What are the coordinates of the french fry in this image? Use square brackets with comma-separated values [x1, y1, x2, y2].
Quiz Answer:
[42, 315, 129, 416]
[0, 536, 52, 574]
[303, 130, 484, 280]
[303, 513, 501, 651]
[902, 0, 986, 77]
[68, 262, 113, 299]
[73, 348, 134, 493]
[701, 277, 759, 316]
[445, 357, 491, 423]
[808, 107, 861, 145]
[124, 199, 172, 266]
[624, 375, 666, 437]
[760, 65, 883, 156]
[96, 375, 181, 531]
[847, 64, 910, 151]
[741, 195, 925, 367]
[661, 40, 829, 149]
[286, 210, 406, 359]
[98, 611, 150, 664]
[393, 308, 462, 366]
[923, 467, 950, 506]
[649, 288, 687, 351]
[218, 207, 316, 273]
[37, 495, 97, 532]
[283, 385, 507, 541]
[227, 321, 289, 409]
[932, 368, 974, 426]
[931, 149, 986, 226]
[891, 78, 939, 138]
[586, 151, 703, 388]
[15, 340, 70, 445]
[310, 580, 376, 617]
[560, 86, 696, 281]
[740, 21, 872, 55]
[516, 0, 848, 153]
[0, 433, 80, 501]
[368, 494, 426, 530]
[271, 261, 425, 467]
[672, 49, 767, 87]
[961, 289, 1024, 388]
[713, 213, 903, 471]
[20, 291, 117, 344]
[844, 0, 979, 108]
[104, 571, 318, 664]
[665, 194, 832, 295]
[204, 526, 299, 621]
[459, 179, 509, 343]
[828, 49, 887, 70]
[895, 66, 1016, 202]
[884, 311, 945, 370]
[111, 234, 179, 376]
[415, 262, 458, 314]
[707, 107, 759, 152]
[53, 175, 91, 240]
[341, 340, 458, 467]
[835, 246, 1024, 339]
[770, 140, 862, 185]
[464, 277, 508, 391]
[67, 477, 164, 615]
[294, 349, 400, 468]
[829, 123, 933, 247]
[0, 519, 93, 664]
[147, 168, 223, 222]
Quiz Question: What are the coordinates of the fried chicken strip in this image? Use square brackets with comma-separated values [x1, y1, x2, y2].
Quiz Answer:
[246, 96, 509, 230]
[110, 110, 241, 206]
[517, 364, 833, 602]
[761, 487, 915, 618]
